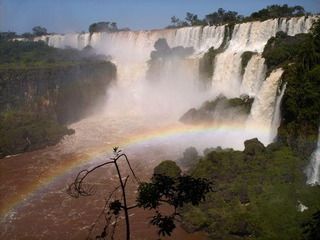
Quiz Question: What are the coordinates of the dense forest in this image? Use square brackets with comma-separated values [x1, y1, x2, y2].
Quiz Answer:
[167, 4, 313, 28]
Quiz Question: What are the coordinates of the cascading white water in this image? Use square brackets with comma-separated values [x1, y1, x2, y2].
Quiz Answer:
[211, 52, 243, 97]
[34, 16, 316, 149]
[245, 68, 284, 143]
[270, 83, 287, 141]
[211, 16, 315, 98]
[306, 129, 320, 185]
[240, 54, 266, 97]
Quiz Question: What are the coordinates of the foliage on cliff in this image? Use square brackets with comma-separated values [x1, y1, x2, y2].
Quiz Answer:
[262, 19, 320, 156]
[0, 110, 73, 157]
[0, 40, 107, 68]
[179, 139, 320, 239]
[0, 40, 116, 157]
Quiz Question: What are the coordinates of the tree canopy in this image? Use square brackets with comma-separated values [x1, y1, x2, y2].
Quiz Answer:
[89, 21, 119, 34]
[167, 4, 310, 28]
[32, 26, 47, 36]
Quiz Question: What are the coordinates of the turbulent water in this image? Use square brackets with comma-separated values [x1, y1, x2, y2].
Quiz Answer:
[306, 129, 320, 185]
[35, 16, 315, 150]
[2, 15, 318, 240]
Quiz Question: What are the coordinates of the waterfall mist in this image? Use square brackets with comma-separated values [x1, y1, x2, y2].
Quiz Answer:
[36, 16, 316, 154]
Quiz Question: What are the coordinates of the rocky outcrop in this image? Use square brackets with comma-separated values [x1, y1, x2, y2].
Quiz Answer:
[180, 95, 253, 125]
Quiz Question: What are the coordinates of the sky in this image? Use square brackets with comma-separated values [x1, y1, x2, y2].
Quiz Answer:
[1, 0, 319, 33]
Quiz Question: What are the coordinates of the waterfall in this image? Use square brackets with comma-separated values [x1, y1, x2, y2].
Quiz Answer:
[211, 52, 243, 97]
[246, 68, 284, 143]
[210, 16, 315, 97]
[240, 54, 266, 97]
[270, 83, 287, 141]
[33, 16, 316, 146]
[306, 129, 320, 185]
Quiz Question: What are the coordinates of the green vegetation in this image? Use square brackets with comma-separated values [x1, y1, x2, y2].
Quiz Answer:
[262, 19, 320, 156]
[167, 13, 205, 28]
[0, 39, 116, 157]
[0, 40, 107, 68]
[249, 4, 307, 21]
[0, 32, 18, 41]
[178, 147, 199, 168]
[167, 4, 310, 28]
[0, 25, 48, 41]
[32, 26, 48, 36]
[180, 95, 254, 124]
[137, 165, 212, 237]
[69, 149, 212, 239]
[205, 8, 244, 26]
[262, 31, 310, 71]
[179, 139, 320, 239]
[88, 21, 129, 34]
[0, 110, 73, 157]
[302, 210, 320, 240]
[153, 160, 181, 178]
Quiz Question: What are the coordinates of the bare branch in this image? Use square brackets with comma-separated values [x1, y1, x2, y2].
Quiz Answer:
[68, 160, 114, 197]
[113, 153, 140, 183]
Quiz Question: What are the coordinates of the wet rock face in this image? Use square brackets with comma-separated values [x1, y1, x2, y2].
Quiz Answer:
[0, 61, 116, 124]
[180, 95, 253, 125]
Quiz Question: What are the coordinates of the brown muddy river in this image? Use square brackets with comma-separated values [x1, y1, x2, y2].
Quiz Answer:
[0, 115, 209, 239]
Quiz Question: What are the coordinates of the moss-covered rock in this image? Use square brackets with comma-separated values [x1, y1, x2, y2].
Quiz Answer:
[244, 138, 265, 156]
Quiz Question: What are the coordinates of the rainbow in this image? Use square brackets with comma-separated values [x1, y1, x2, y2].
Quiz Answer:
[0, 121, 270, 218]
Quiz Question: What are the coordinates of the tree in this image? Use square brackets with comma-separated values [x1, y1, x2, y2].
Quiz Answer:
[68, 147, 212, 239]
[138, 173, 212, 236]
[88, 21, 119, 34]
[249, 4, 306, 20]
[21, 32, 33, 39]
[0, 31, 17, 41]
[32, 26, 47, 36]
[153, 160, 181, 178]
[205, 8, 242, 26]
[171, 16, 180, 26]
[167, 16, 188, 28]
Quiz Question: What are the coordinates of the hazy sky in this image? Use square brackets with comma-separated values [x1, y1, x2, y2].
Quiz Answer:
[1, 0, 319, 33]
